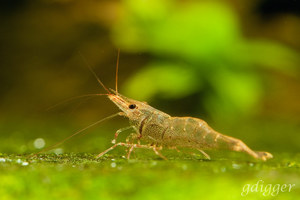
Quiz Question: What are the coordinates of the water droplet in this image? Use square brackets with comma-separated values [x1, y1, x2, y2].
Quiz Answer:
[111, 162, 116, 168]
[33, 138, 45, 149]
[0, 158, 6, 162]
[16, 159, 22, 163]
[22, 162, 29, 166]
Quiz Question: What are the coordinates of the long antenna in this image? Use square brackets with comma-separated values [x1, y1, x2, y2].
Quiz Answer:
[78, 51, 111, 94]
[46, 93, 108, 111]
[116, 48, 120, 95]
[28, 112, 122, 158]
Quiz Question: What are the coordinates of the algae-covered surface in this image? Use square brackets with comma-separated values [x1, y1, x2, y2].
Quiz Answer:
[1, 151, 299, 200]
[1, 119, 300, 200]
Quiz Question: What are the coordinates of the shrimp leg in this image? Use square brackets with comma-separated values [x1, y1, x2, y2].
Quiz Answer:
[197, 149, 211, 160]
[96, 142, 167, 160]
[111, 126, 134, 144]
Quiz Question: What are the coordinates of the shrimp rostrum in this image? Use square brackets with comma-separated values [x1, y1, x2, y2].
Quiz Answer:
[97, 90, 273, 161]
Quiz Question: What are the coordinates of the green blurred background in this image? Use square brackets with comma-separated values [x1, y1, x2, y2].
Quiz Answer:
[0, 0, 300, 199]
[0, 0, 299, 154]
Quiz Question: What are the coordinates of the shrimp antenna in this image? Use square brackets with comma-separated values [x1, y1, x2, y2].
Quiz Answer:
[78, 51, 111, 94]
[28, 112, 122, 158]
[115, 48, 120, 95]
[46, 93, 108, 111]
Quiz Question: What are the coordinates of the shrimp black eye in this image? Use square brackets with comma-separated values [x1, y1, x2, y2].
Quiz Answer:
[129, 104, 136, 109]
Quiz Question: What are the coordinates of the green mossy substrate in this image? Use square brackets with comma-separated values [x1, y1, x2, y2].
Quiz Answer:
[0, 152, 299, 200]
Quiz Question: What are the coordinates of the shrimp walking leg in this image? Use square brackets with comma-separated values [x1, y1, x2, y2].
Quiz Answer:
[197, 149, 211, 160]
[112, 126, 134, 144]
[96, 142, 167, 160]
[127, 145, 135, 159]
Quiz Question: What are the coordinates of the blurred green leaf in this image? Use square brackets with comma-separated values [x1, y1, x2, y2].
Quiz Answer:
[112, 0, 299, 120]
[246, 40, 299, 74]
[114, 1, 241, 62]
[205, 68, 263, 119]
[123, 63, 200, 100]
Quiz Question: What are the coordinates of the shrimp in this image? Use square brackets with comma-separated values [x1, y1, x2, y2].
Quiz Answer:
[35, 50, 272, 161]
[95, 51, 273, 161]
[96, 90, 273, 161]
